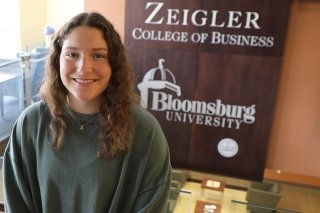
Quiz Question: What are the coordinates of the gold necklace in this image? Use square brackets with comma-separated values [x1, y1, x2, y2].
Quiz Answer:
[66, 103, 98, 131]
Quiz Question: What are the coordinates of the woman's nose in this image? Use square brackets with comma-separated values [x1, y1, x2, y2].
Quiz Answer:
[77, 56, 93, 73]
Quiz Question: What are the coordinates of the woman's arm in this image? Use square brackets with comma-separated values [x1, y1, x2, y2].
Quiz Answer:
[132, 110, 172, 213]
[3, 106, 42, 213]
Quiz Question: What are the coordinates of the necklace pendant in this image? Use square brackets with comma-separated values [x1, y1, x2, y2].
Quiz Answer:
[80, 125, 85, 131]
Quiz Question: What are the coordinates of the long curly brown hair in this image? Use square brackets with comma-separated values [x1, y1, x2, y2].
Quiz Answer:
[39, 12, 139, 158]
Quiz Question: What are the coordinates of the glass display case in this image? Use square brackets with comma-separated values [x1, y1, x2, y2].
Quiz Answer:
[0, 58, 24, 140]
[229, 200, 301, 213]
[0, 48, 48, 142]
[168, 188, 192, 213]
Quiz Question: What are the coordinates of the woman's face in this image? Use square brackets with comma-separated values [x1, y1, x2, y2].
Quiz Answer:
[60, 25, 111, 110]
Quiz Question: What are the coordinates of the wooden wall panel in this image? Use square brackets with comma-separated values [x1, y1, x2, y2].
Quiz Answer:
[125, 0, 291, 181]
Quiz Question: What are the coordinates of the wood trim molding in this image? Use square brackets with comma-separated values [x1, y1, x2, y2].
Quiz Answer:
[264, 168, 320, 188]
[177, 168, 320, 189]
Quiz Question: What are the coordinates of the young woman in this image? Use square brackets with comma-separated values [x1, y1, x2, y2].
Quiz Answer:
[3, 12, 171, 213]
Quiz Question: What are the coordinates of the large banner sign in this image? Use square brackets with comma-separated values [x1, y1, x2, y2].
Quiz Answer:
[125, 0, 291, 180]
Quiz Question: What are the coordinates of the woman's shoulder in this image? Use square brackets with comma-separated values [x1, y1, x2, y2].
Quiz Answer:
[129, 105, 169, 165]
[11, 101, 50, 140]
[17, 100, 49, 121]
[130, 105, 167, 145]
[130, 105, 160, 127]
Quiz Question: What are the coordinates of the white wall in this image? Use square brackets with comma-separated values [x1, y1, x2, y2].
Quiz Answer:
[0, 0, 19, 58]
[19, 0, 46, 51]
[15, 0, 84, 53]
[46, 0, 84, 31]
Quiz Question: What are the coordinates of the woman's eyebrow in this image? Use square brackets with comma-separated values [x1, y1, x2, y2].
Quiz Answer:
[62, 46, 78, 50]
[92, 48, 108, 52]
[62, 46, 108, 52]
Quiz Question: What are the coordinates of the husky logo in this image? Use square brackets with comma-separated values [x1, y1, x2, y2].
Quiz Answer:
[138, 59, 181, 108]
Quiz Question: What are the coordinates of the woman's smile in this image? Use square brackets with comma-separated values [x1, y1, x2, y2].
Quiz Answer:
[72, 78, 97, 84]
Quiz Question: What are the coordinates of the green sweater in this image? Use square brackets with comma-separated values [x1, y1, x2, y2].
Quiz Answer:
[3, 101, 171, 213]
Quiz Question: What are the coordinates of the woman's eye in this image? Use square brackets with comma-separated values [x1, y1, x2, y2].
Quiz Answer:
[93, 53, 108, 59]
[65, 52, 79, 58]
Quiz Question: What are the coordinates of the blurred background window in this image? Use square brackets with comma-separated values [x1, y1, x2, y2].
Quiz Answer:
[0, 0, 19, 59]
